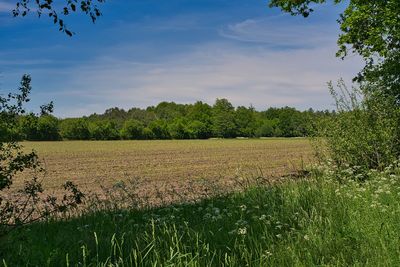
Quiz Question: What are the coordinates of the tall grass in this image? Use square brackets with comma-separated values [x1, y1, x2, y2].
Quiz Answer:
[2, 160, 400, 266]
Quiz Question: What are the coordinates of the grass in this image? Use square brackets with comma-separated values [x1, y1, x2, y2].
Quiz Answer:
[2, 161, 400, 266]
[17, 139, 312, 195]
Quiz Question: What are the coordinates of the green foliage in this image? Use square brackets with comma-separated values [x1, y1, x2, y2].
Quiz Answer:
[212, 98, 238, 138]
[255, 119, 279, 137]
[60, 118, 90, 140]
[120, 119, 145, 140]
[168, 118, 190, 139]
[14, 99, 329, 141]
[235, 106, 257, 137]
[88, 121, 119, 140]
[316, 80, 400, 170]
[187, 120, 212, 139]
[18, 114, 60, 141]
[148, 119, 170, 140]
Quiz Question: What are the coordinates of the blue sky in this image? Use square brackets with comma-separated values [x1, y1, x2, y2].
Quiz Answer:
[0, 0, 361, 117]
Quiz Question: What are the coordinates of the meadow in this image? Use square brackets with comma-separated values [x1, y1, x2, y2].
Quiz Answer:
[17, 139, 313, 201]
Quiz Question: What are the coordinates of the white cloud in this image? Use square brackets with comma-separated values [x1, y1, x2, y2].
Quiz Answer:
[4, 16, 363, 118]
[219, 16, 336, 48]
[46, 39, 362, 117]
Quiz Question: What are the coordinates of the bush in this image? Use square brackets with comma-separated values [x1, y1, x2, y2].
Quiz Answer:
[315, 80, 400, 170]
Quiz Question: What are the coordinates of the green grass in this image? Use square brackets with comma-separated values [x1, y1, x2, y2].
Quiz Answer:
[2, 162, 400, 266]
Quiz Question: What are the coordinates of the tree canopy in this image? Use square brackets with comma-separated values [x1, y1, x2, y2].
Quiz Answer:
[6, 98, 332, 141]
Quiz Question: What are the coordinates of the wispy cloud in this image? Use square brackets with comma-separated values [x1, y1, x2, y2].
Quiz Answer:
[0, 1, 360, 118]
[219, 16, 336, 49]
[32, 40, 362, 117]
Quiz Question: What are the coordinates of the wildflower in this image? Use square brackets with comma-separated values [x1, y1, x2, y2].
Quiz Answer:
[238, 227, 247, 235]
[264, 251, 272, 257]
[304, 235, 310, 241]
[239, 204, 247, 211]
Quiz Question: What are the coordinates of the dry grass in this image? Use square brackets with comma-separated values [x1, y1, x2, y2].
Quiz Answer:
[16, 138, 313, 198]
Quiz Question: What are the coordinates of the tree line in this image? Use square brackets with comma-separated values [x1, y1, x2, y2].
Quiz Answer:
[1, 98, 333, 141]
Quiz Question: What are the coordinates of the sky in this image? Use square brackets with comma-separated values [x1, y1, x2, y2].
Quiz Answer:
[0, 0, 362, 117]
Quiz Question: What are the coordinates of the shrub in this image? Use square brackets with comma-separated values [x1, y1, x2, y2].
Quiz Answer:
[315, 80, 400, 170]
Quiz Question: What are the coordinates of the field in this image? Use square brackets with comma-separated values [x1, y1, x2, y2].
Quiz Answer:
[18, 139, 313, 197]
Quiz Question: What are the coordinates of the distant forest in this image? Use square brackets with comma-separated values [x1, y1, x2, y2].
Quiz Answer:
[1, 98, 334, 141]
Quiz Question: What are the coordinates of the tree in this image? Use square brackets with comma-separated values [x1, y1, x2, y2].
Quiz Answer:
[168, 118, 190, 139]
[187, 120, 212, 139]
[12, 0, 106, 36]
[269, 0, 400, 101]
[88, 120, 119, 140]
[255, 119, 279, 137]
[36, 115, 60, 141]
[187, 101, 213, 125]
[149, 120, 170, 139]
[120, 119, 145, 140]
[211, 99, 237, 138]
[235, 106, 257, 137]
[60, 118, 90, 140]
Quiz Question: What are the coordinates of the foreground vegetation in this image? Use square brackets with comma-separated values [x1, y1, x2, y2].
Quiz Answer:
[2, 162, 400, 266]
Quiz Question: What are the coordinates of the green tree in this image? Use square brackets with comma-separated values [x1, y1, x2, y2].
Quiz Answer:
[18, 114, 39, 140]
[88, 121, 119, 140]
[37, 115, 60, 141]
[149, 120, 170, 139]
[142, 127, 155, 140]
[235, 106, 257, 137]
[120, 119, 145, 140]
[60, 118, 90, 140]
[168, 118, 190, 139]
[187, 120, 212, 139]
[211, 99, 237, 138]
[187, 101, 213, 124]
[255, 119, 280, 137]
